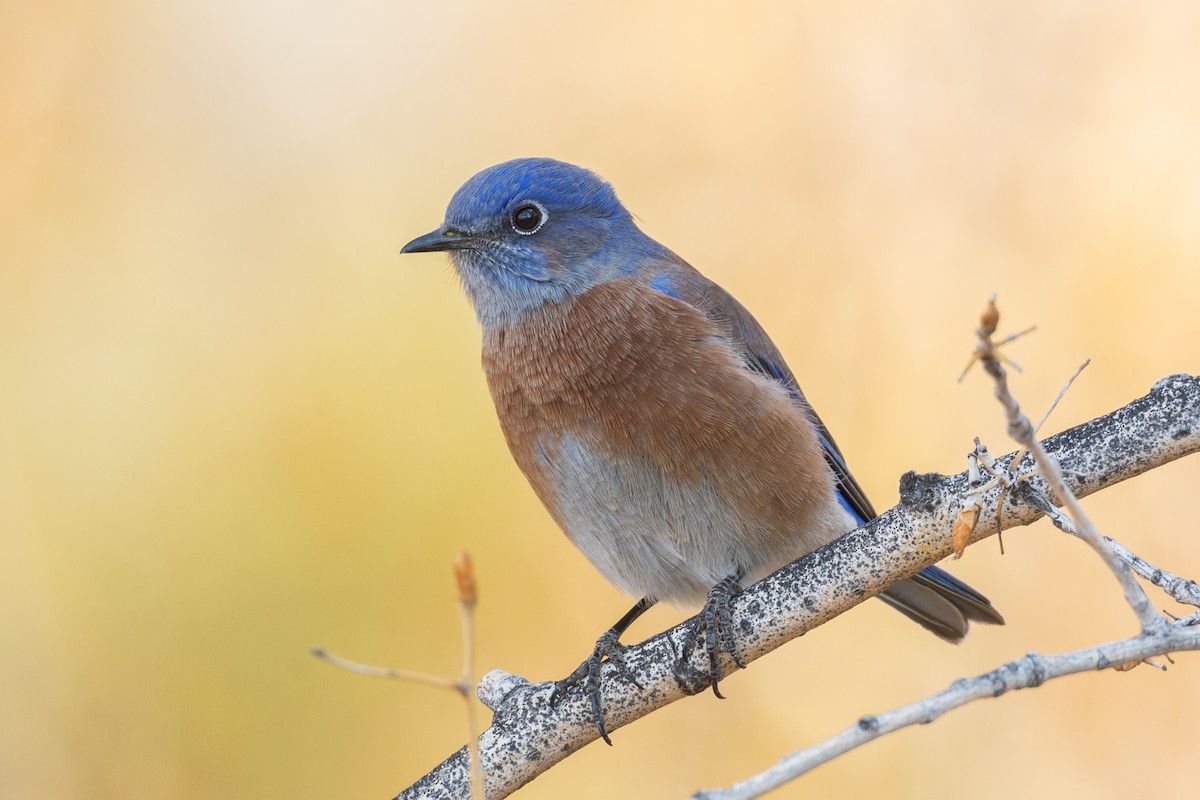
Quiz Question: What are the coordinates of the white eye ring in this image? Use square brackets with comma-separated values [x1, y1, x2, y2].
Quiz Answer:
[510, 201, 548, 235]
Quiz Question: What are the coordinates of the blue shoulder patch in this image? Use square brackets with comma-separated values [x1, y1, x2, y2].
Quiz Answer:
[648, 273, 679, 299]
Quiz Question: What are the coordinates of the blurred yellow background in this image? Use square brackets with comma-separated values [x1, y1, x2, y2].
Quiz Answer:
[3, 2, 1199, 798]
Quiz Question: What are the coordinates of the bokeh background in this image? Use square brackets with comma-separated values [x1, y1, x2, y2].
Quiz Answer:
[3, 2, 1199, 798]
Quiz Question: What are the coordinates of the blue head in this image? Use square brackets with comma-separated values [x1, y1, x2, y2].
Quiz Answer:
[400, 158, 665, 326]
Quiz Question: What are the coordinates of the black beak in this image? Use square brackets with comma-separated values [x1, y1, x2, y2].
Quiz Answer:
[399, 225, 482, 254]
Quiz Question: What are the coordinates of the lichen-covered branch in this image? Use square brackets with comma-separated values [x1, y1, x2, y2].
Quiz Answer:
[395, 373, 1200, 800]
[688, 303, 1197, 799]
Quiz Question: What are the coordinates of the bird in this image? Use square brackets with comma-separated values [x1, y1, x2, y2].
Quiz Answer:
[400, 157, 1003, 743]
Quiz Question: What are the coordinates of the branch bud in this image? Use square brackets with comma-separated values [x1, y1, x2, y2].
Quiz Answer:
[453, 549, 478, 607]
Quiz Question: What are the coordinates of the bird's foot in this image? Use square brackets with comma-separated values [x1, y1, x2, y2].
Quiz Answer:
[550, 629, 642, 745]
[684, 575, 746, 698]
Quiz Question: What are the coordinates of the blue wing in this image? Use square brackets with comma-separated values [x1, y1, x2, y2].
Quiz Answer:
[647, 261, 1003, 638]
[647, 264, 875, 523]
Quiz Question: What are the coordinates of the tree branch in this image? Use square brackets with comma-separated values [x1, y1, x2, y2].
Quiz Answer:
[394, 373, 1200, 800]
[689, 302, 1198, 798]
[1014, 483, 1200, 608]
[972, 305, 1166, 633]
[691, 620, 1200, 800]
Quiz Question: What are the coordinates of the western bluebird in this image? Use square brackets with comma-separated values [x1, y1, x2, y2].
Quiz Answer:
[400, 158, 1003, 743]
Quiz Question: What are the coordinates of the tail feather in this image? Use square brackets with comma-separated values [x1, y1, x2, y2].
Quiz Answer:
[878, 565, 1004, 643]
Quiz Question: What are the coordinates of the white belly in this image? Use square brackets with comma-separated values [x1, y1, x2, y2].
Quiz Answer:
[541, 434, 854, 606]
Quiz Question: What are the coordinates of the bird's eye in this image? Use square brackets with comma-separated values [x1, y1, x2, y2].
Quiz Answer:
[510, 202, 547, 235]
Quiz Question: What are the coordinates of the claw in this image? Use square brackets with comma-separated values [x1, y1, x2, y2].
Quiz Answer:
[551, 629, 640, 745]
[548, 597, 654, 745]
[685, 575, 745, 698]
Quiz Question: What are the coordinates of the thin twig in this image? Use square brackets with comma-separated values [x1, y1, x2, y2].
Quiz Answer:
[453, 551, 485, 800]
[690, 622, 1200, 800]
[1103, 537, 1200, 609]
[988, 357, 1090, 554]
[956, 323, 1036, 381]
[317, 551, 485, 800]
[971, 297, 1166, 634]
[1033, 358, 1091, 434]
[311, 648, 459, 690]
[1014, 482, 1200, 610]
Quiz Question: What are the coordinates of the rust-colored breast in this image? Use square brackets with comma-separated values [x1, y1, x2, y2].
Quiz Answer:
[481, 280, 838, 597]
